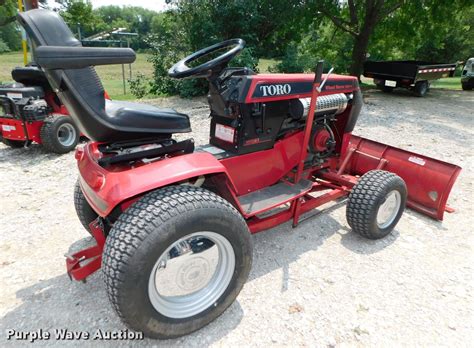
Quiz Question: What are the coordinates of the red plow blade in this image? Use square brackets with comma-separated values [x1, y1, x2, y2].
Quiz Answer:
[347, 135, 461, 220]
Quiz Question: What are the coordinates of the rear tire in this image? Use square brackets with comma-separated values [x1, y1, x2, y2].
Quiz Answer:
[102, 185, 252, 339]
[346, 170, 407, 240]
[414, 80, 429, 97]
[74, 180, 98, 234]
[462, 83, 472, 91]
[1, 138, 25, 148]
[40, 115, 79, 154]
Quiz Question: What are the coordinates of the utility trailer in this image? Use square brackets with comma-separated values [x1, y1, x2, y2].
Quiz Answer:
[363, 60, 457, 96]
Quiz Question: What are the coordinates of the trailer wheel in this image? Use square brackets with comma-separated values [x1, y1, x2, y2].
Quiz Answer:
[40, 115, 79, 154]
[102, 185, 252, 339]
[1, 138, 25, 148]
[414, 81, 429, 97]
[346, 170, 407, 240]
[74, 179, 98, 234]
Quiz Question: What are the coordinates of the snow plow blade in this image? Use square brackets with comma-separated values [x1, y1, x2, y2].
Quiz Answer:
[347, 135, 461, 220]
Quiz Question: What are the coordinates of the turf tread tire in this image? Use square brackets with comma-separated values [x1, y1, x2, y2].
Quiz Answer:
[40, 115, 79, 154]
[102, 185, 252, 339]
[346, 170, 407, 240]
[74, 180, 98, 234]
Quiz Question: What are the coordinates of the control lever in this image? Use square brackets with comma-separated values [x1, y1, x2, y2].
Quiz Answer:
[317, 67, 334, 93]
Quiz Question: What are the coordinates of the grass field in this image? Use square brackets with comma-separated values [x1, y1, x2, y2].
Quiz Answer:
[0, 51, 153, 100]
[0, 51, 463, 99]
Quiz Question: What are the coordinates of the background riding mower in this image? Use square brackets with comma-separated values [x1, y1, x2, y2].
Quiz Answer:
[0, 64, 80, 154]
[19, 9, 461, 339]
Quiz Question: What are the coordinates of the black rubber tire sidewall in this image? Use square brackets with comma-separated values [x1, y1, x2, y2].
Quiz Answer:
[347, 170, 407, 240]
[103, 186, 252, 339]
[414, 81, 428, 97]
[73, 179, 98, 234]
[40, 115, 79, 154]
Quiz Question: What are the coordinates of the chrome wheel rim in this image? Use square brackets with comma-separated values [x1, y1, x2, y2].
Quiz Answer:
[148, 231, 235, 319]
[57, 123, 76, 147]
[377, 190, 401, 229]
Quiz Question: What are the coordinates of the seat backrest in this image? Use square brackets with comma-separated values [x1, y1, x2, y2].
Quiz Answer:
[12, 65, 51, 90]
[17, 9, 111, 141]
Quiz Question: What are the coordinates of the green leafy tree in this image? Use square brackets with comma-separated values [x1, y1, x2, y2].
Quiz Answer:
[169, 0, 306, 57]
[307, 0, 406, 78]
[58, 0, 105, 38]
[344, 0, 470, 76]
[0, 0, 21, 51]
[95, 6, 158, 49]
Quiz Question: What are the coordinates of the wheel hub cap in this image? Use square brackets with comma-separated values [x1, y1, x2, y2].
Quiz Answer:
[377, 190, 402, 229]
[57, 123, 76, 147]
[148, 231, 235, 318]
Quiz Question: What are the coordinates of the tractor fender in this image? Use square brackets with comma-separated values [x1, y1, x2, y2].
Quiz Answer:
[78, 149, 237, 217]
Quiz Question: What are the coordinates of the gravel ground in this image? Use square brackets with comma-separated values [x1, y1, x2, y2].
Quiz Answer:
[0, 88, 473, 346]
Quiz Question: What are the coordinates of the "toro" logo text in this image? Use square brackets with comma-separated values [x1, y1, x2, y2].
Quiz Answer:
[259, 84, 292, 97]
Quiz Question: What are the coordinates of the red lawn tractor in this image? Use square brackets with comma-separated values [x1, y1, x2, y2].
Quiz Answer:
[19, 10, 461, 339]
[0, 64, 80, 153]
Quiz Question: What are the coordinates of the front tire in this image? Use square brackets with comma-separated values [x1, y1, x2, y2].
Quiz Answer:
[102, 185, 252, 339]
[346, 170, 407, 240]
[40, 115, 79, 154]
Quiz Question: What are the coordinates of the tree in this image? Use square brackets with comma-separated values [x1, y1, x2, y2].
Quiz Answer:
[310, 0, 405, 78]
[357, 0, 472, 69]
[0, 0, 21, 51]
[95, 6, 158, 49]
[169, 0, 306, 57]
[58, 0, 105, 38]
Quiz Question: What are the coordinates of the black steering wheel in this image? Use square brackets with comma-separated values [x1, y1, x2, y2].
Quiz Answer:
[168, 38, 245, 79]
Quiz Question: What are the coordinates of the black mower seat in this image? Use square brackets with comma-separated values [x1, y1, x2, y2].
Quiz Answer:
[105, 100, 190, 134]
[11, 65, 49, 88]
[17, 9, 191, 142]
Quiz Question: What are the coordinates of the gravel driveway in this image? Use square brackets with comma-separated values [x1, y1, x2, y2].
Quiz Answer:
[0, 88, 473, 346]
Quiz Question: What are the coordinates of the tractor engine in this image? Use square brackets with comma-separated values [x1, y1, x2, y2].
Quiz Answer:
[0, 83, 49, 122]
[287, 93, 349, 159]
[208, 68, 361, 158]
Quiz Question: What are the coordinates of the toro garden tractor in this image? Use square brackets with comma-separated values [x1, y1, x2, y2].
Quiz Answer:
[0, 4, 79, 153]
[19, 9, 461, 339]
[0, 64, 79, 153]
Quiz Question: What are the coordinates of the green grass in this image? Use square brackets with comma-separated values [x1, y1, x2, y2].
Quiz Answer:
[0, 52, 280, 98]
[2, 51, 462, 97]
[360, 75, 462, 90]
[430, 77, 462, 90]
[0, 51, 154, 100]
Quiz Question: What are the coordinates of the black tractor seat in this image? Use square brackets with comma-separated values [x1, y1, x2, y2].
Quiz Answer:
[105, 100, 190, 135]
[17, 9, 192, 142]
[11, 65, 50, 89]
